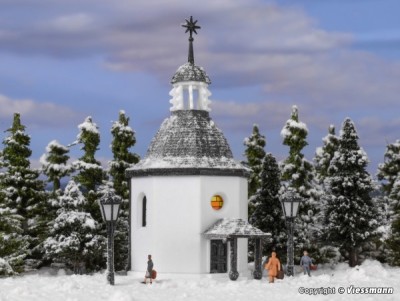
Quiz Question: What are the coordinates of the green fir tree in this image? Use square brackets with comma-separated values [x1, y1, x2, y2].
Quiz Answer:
[109, 110, 139, 271]
[314, 125, 340, 182]
[249, 153, 286, 256]
[72, 116, 106, 222]
[41, 140, 71, 193]
[378, 140, 400, 265]
[324, 118, 379, 267]
[43, 180, 106, 273]
[243, 124, 266, 223]
[280, 106, 319, 253]
[244, 125, 266, 198]
[110, 110, 139, 199]
[0, 191, 30, 275]
[0, 113, 46, 268]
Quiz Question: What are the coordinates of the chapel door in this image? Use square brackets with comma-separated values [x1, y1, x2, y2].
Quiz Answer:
[210, 240, 227, 273]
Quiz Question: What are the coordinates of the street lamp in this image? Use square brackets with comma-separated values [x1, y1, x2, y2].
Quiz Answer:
[280, 190, 304, 277]
[99, 190, 121, 285]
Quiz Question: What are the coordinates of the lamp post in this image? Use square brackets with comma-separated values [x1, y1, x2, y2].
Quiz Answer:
[99, 191, 121, 285]
[280, 191, 303, 277]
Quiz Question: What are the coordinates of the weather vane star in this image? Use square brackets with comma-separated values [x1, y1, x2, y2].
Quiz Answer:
[182, 16, 201, 39]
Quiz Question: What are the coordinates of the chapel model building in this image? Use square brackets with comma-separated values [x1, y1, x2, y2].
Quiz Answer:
[126, 17, 268, 278]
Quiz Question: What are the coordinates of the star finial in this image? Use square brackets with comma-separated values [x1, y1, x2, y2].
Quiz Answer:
[181, 16, 201, 64]
[182, 16, 201, 39]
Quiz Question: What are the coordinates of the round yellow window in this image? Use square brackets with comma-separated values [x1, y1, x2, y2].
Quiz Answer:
[211, 195, 224, 210]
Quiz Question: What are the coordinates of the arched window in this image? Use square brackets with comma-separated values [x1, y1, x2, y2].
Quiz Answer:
[142, 196, 147, 227]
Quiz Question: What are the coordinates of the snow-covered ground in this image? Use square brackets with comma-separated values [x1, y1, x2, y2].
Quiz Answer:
[0, 260, 399, 301]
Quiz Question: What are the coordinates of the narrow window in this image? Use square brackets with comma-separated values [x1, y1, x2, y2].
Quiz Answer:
[142, 196, 147, 227]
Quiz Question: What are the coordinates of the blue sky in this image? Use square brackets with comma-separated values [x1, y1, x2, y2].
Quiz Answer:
[0, 0, 399, 175]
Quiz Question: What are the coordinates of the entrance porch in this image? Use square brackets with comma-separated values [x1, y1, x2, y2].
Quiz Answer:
[203, 218, 271, 280]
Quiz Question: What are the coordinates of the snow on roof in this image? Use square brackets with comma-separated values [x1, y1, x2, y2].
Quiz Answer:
[171, 62, 211, 84]
[203, 218, 271, 239]
[135, 156, 245, 169]
[129, 110, 247, 172]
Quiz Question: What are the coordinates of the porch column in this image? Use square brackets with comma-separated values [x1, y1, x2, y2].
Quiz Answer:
[253, 238, 262, 279]
[229, 237, 239, 281]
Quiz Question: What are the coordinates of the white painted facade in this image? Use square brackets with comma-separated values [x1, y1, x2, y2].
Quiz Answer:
[130, 175, 248, 274]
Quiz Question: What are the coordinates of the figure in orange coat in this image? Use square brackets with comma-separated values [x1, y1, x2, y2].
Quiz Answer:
[264, 251, 281, 283]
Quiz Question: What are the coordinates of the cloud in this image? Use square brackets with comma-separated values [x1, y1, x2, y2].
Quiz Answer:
[0, 94, 84, 128]
[212, 100, 291, 132]
[1, 0, 398, 109]
[211, 99, 400, 168]
[212, 99, 334, 133]
[357, 116, 400, 148]
[43, 13, 96, 33]
[0, 0, 399, 173]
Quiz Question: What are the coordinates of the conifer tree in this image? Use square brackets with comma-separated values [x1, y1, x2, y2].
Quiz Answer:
[249, 153, 286, 255]
[0, 192, 30, 275]
[0, 148, 3, 169]
[324, 118, 378, 267]
[280, 106, 319, 251]
[0, 113, 46, 266]
[40, 140, 71, 193]
[377, 140, 400, 265]
[314, 125, 340, 182]
[244, 125, 266, 198]
[43, 180, 106, 273]
[386, 177, 400, 265]
[109, 111, 139, 271]
[312, 125, 342, 263]
[110, 110, 139, 200]
[72, 116, 106, 221]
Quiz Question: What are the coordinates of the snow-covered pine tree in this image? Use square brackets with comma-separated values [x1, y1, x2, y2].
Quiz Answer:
[0, 191, 30, 276]
[43, 180, 106, 273]
[110, 110, 139, 200]
[109, 110, 139, 271]
[72, 116, 106, 221]
[387, 177, 400, 265]
[378, 140, 400, 215]
[243, 124, 266, 223]
[324, 118, 379, 267]
[0, 113, 46, 268]
[244, 125, 266, 198]
[40, 140, 71, 193]
[0, 148, 3, 169]
[249, 153, 286, 256]
[314, 125, 340, 182]
[377, 140, 400, 265]
[280, 106, 319, 253]
[312, 125, 342, 262]
[40, 140, 72, 240]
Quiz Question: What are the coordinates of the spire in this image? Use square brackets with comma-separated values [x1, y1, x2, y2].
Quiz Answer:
[182, 16, 201, 64]
[170, 17, 211, 111]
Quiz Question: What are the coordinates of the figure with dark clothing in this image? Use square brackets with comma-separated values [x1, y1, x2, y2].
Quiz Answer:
[300, 250, 312, 276]
[143, 254, 154, 284]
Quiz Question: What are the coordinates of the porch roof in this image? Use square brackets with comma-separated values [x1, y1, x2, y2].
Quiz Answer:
[203, 218, 271, 239]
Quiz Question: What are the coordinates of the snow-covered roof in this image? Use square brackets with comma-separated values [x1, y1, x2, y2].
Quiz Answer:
[127, 110, 248, 177]
[171, 62, 211, 84]
[203, 218, 271, 239]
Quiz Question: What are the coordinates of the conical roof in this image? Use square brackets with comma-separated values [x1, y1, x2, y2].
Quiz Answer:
[127, 110, 248, 177]
[171, 62, 211, 84]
